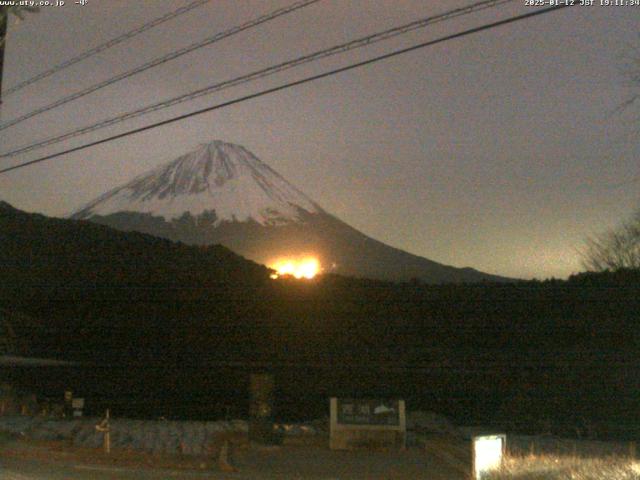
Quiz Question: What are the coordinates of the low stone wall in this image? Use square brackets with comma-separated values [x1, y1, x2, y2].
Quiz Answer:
[0, 416, 248, 455]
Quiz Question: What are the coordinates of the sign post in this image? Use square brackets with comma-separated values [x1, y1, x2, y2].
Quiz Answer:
[63, 390, 73, 417]
[71, 398, 84, 417]
[95, 409, 111, 454]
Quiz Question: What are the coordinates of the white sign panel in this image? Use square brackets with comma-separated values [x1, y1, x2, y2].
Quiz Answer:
[329, 397, 406, 450]
[473, 434, 506, 479]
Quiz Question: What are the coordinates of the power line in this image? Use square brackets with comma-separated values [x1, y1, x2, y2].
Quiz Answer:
[2, 0, 213, 98]
[0, 0, 514, 158]
[0, 0, 321, 131]
[0, 4, 574, 176]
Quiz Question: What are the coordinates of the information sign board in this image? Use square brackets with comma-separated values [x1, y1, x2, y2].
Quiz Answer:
[336, 399, 400, 426]
[330, 397, 406, 450]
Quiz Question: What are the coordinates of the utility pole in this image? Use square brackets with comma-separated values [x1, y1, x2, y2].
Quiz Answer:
[0, 6, 8, 106]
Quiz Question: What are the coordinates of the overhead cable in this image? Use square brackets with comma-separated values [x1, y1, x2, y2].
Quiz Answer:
[2, 0, 212, 98]
[0, 4, 574, 176]
[0, 0, 513, 157]
[0, 0, 321, 131]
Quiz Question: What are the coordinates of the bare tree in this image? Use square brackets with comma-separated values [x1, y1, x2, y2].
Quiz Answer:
[1, 6, 39, 47]
[581, 209, 640, 271]
[615, 34, 640, 115]
[581, 40, 640, 272]
[1, 6, 38, 104]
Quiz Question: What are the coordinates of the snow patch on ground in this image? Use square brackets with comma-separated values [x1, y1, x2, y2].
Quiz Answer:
[0, 416, 247, 456]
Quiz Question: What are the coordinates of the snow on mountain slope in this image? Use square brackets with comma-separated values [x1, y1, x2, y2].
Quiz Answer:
[71, 140, 512, 283]
[72, 141, 322, 226]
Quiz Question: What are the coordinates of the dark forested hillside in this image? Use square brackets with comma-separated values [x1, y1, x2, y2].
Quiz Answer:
[0, 201, 271, 361]
[2, 201, 640, 437]
[0, 201, 270, 288]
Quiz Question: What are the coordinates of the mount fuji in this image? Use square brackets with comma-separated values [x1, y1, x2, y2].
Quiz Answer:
[71, 141, 508, 283]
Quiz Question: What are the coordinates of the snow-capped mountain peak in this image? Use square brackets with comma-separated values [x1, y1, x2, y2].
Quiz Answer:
[72, 141, 322, 226]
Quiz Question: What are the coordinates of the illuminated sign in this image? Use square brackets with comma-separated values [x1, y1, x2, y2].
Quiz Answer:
[472, 434, 506, 479]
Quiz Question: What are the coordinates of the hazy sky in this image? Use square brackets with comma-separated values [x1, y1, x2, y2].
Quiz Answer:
[0, 1, 638, 279]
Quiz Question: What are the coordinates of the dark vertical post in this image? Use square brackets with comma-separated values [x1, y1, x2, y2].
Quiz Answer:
[248, 372, 275, 443]
[0, 7, 8, 105]
[63, 389, 73, 417]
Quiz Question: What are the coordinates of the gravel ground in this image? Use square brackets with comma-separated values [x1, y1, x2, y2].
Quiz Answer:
[2, 414, 631, 479]
[0, 439, 469, 479]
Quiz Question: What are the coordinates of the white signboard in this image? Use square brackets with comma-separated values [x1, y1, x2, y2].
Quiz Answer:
[330, 397, 406, 450]
[473, 434, 506, 479]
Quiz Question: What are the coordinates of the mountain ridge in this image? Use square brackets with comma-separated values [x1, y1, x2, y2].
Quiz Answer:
[72, 141, 322, 227]
[71, 141, 512, 284]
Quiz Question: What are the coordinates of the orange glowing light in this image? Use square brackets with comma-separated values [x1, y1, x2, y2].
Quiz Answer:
[269, 257, 321, 279]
